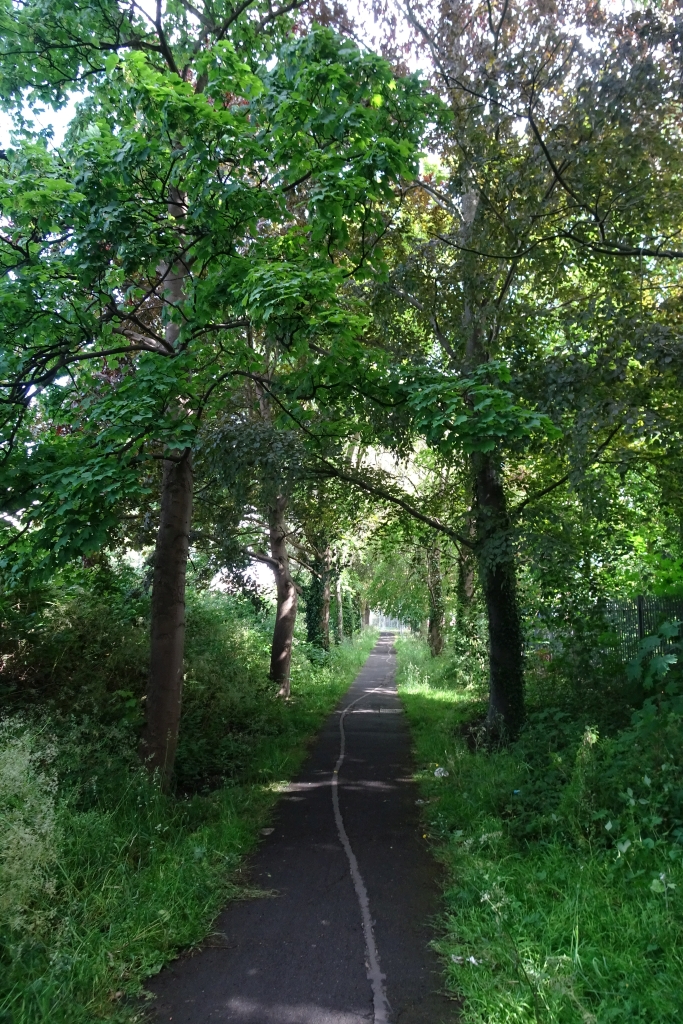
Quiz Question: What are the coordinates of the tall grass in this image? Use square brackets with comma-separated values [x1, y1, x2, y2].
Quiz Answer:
[0, 576, 376, 1023]
[396, 637, 683, 1024]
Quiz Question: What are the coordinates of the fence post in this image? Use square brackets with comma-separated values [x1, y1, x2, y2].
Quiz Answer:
[637, 594, 645, 641]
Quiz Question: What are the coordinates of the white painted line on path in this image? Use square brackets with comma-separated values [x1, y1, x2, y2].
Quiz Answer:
[332, 683, 392, 1024]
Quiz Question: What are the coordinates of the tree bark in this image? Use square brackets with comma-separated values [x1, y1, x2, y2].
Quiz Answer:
[458, 195, 524, 735]
[426, 545, 445, 656]
[362, 601, 370, 627]
[140, 450, 193, 786]
[343, 590, 353, 638]
[456, 517, 477, 640]
[304, 540, 331, 650]
[457, 515, 476, 608]
[140, 185, 193, 787]
[317, 549, 331, 650]
[268, 495, 299, 696]
[474, 453, 524, 737]
[334, 575, 344, 643]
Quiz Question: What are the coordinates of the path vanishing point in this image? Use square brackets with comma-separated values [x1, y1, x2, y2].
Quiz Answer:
[147, 634, 457, 1024]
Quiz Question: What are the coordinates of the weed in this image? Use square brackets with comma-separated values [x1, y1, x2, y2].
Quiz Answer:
[0, 575, 377, 1023]
[397, 636, 683, 1024]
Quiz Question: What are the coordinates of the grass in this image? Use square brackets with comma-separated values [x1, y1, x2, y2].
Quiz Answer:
[0, 578, 377, 1024]
[396, 635, 683, 1024]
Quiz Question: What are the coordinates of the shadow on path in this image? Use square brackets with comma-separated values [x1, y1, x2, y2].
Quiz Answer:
[146, 634, 457, 1024]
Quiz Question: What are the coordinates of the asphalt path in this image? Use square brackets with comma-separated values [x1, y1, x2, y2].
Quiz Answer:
[146, 634, 457, 1024]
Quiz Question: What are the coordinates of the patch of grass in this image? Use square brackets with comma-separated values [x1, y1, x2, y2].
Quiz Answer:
[0, 581, 376, 1024]
[397, 636, 683, 1024]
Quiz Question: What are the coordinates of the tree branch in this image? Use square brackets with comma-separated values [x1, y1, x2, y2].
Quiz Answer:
[315, 460, 476, 549]
[511, 424, 622, 515]
[215, 0, 259, 41]
[560, 231, 683, 261]
[245, 547, 280, 570]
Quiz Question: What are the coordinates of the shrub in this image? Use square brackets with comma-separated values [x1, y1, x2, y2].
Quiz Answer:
[0, 720, 59, 934]
[397, 634, 683, 1024]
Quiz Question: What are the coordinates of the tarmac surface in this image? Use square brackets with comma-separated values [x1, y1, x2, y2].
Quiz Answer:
[146, 633, 457, 1024]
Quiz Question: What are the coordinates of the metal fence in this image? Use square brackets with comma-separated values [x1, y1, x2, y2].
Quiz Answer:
[605, 594, 683, 662]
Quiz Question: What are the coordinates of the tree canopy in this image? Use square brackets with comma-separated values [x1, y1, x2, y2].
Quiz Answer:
[1, 0, 682, 761]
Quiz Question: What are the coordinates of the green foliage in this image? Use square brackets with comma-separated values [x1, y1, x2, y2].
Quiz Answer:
[0, 570, 377, 1022]
[626, 621, 681, 696]
[0, 561, 149, 712]
[0, 6, 433, 574]
[0, 720, 59, 935]
[397, 635, 683, 1023]
[363, 533, 435, 630]
[401, 362, 561, 456]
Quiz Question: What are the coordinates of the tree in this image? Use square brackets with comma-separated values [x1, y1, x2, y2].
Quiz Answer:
[342, 0, 683, 735]
[0, 2, 431, 781]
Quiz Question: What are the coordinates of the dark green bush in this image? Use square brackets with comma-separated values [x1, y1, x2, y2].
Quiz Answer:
[0, 563, 378, 1023]
[397, 631, 683, 1024]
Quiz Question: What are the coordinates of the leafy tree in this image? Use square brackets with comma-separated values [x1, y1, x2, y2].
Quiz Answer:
[0, 2, 430, 781]
[343, 0, 683, 735]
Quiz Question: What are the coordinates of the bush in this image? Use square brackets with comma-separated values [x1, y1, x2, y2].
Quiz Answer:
[397, 634, 683, 1024]
[0, 561, 149, 716]
[0, 566, 378, 1022]
[0, 720, 59, 934]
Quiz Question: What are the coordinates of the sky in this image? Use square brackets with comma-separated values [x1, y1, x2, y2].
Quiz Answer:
[0, 95, 78, 150]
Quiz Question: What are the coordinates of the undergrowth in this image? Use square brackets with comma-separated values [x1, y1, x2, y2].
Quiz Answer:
[397, 634, 683, 1024]
[0, 568, 377, 1023]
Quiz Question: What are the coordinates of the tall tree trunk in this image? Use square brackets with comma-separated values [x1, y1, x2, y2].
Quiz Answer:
[456, 517, 477, 636]
[457, 514, 476, 608]
[457, 547, 476, 609]
[317, 547, 331, 650]
[334, 575, 344, 643]
[362, 601, 370, 627]
[426, 545, 445, 656]
[459, 200, 524, 736]
[343, 590, 353, 638]
[269, 495, 298, 696]
[140, 186, 193, 787]
[474, 453, 524, 737]
[140, 450, 193, 786]
[304, 543, 331, 650]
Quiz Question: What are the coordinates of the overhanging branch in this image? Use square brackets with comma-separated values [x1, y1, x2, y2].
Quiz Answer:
[511, 424, 622, 515]
[315, 460, 473, 550]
